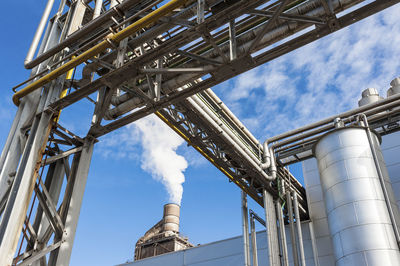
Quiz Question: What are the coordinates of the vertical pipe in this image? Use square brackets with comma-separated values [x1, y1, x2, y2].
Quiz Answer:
[308, 221, 320, 266]
[93, 0, 104, 19]
[229, 19, 237, 61]
[361, 116, 400, 247]
[293, 192, 306, 266]
[242, 191, 251, 266]
[287, 191, 299, 266]
[276, 201, 289, 266]
[25, 0, 55, 65]
[263, 189, 280, 266]
[250, 215, 259, 266]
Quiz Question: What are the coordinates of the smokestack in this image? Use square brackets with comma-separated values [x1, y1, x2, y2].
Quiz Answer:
[163, 203, 180, 234]
[134, 203, 193, 261]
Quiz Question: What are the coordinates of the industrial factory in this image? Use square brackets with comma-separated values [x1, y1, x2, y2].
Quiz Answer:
[1, 0, 400, 266]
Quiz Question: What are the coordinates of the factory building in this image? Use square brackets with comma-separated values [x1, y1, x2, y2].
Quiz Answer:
[120, 80, 400, 266]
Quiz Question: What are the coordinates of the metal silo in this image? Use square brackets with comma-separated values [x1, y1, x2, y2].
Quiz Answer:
[314, 126, 400, 266]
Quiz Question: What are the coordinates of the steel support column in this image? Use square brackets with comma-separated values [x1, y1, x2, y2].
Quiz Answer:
[242, 191, 251, 266]
[51, 138, 94, 266]
[263, 189, 280, 266]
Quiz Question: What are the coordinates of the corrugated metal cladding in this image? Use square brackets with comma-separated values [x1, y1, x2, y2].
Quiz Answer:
[118, 131, 400, 266]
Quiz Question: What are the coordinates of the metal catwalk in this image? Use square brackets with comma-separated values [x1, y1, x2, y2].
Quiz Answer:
[0, 0, 399, 265]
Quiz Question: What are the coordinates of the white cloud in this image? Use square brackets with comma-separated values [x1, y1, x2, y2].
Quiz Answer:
[217, 5, 400, 140]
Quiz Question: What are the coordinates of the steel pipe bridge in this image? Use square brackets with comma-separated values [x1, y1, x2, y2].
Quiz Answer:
[0, 0, 399, 265]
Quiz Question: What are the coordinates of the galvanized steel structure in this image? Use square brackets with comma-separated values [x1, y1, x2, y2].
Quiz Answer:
[0, 0, 399, 265]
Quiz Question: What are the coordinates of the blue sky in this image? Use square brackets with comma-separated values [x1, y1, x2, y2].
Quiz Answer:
[1, 1, 400, 265]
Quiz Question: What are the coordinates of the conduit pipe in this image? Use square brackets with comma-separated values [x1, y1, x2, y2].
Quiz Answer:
[204, 89, 260, 147]
[272, 95, 400, 152]
[107, 0, 322, 108]
[190, 94, 260, 163]
[109, 0, 355, 120]
[186, 95, 274, 182]
[359, 114, 400, 248]
[24, 0, 144, 69]
[242, 191, 251, 266]
[293, 192, 306, 266]
[287, 191, 300, 266]
[105, 68, 213, 119]
[250, 214, 259, 266]
[269, 85, 400, 144]
[276, 200, 289, 266]
[25, 0, 55, 66]
[13, 0, 189, 106]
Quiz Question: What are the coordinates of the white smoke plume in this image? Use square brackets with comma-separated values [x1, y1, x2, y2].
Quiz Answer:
[133, 114, 188, 204]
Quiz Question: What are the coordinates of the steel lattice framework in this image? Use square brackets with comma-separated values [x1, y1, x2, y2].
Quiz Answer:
[0, 0, 399, 265]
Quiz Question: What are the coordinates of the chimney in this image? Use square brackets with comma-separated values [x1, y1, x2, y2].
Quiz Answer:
[134, 203, 193, 261]
[163, 203, 180, 234]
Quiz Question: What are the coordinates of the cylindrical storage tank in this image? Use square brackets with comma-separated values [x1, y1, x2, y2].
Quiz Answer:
[314, 127, 400, 266]
[163, 203, 180, 233]
[387, 77, 400, 97]
[358, 88, 383, 107]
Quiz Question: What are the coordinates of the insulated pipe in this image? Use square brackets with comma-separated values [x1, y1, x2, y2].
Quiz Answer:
[271, 94, 400, 150]
[242, 191, 251, 266]
[188, 94, 274, 180]
[263, 189, 280, 266]
[250, 214, 259, 266]
[191, 94, 260, 161]
[287, 191, 300, 266]
[24, 0, 144, 69]
[308, 221, 320, 266]
[269, 83, 400, 144]
[276, 200, 289, 266]
[24, 0, 55, 66]
[13, 0, 189, 106]
[204, 89, 260, 147]
[108, 0, 348, 110]
[186, 96, 273, 181]
[293, 192, 306, 266]
[107, 0, 359, 117]
[359, 114, 400, 248]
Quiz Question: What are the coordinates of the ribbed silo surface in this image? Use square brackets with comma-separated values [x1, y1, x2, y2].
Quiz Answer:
[314, 127, 400, 266]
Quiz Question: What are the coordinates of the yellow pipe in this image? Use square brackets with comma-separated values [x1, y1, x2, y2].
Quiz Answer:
[13, 0, 189, 106]
[155, 111, 243, 189]
[156, 111, 264, 206]
[54, 63, 75, 123]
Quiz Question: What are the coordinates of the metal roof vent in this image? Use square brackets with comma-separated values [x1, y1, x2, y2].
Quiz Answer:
[387, 77, 400, 97]
[358, 87, 383, 107]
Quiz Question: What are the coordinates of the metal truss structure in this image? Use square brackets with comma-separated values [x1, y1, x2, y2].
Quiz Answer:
[0, 0, 399, 265]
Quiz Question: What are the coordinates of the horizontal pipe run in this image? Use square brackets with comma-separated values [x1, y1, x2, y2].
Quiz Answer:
[13, 0, 189, 106]
[109, 0, 353, 120]
[140, 67, 208, 73]
[269, 92, 400, 143]
[186, 95, 274, 182]
[24, 0, 144, 69]
[273, 96, 400, 150]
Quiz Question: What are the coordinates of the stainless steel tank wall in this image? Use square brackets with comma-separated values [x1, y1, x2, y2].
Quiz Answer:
[314, 127, 400, 265]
